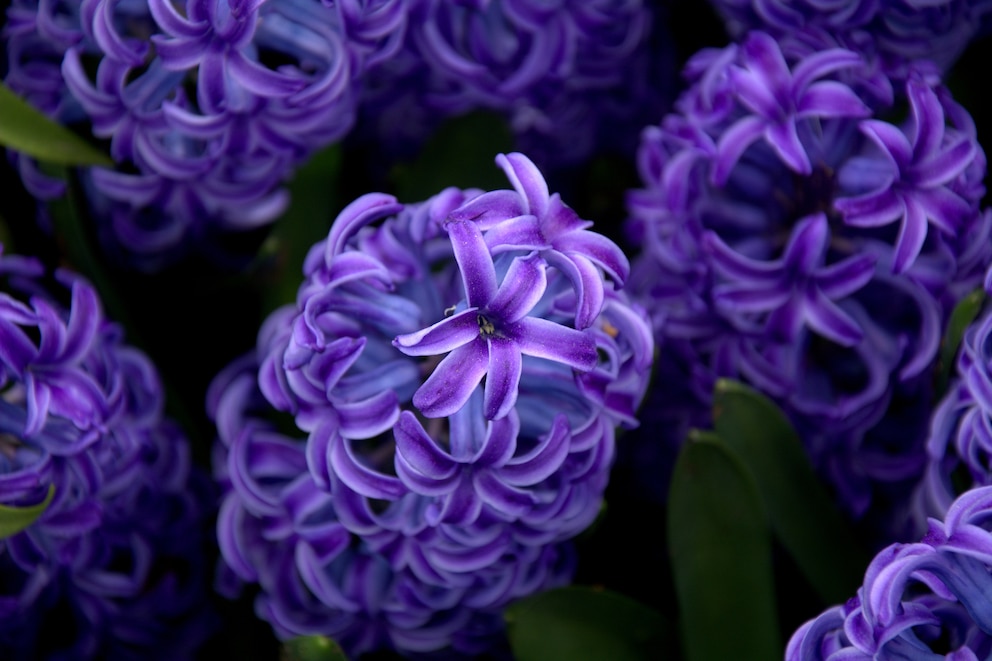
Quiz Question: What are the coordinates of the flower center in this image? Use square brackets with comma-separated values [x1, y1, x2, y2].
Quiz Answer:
[477, 314, 497, 338]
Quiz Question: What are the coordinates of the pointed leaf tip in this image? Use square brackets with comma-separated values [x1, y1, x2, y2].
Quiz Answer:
[0, 83, 112, 166]
[0, 484, 56, 539]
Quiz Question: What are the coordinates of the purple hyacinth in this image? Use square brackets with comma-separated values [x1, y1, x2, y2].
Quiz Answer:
[787, 484, 992, 660]
[625, 30, 988, 530]
[353, 0, 673, 169]
[0, 246, 213, 658]
[711, 0, 992, 79]
[3, 0, 407, 266]
[210, 152, 653, 656]
[915, 268, 992, 527]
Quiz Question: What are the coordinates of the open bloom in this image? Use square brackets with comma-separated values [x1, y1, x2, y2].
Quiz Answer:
[0, 246, 212, 658]
[211, 153, 652, 656]
[625, 30, 987, 531]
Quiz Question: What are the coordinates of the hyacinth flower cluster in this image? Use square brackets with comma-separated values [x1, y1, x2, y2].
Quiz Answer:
[0, 247, 212, 658]
[710, 0, 992, 79]
[915, 271, 992, 527]
[355, 0, 672, 168]
[210, 152, 653, 655]
[787, 484, 992, 660]
[3, 0, 407, 264]
[625, 29, 990, 526]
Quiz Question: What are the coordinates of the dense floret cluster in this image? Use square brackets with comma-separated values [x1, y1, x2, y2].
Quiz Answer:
[3, 0, 406, 264]
[351, 0, 673, 169]
[210, 153, 653, 655]
[710, 0, 992, 78]
[625, 29, 990, 526]
[0, 247, 212, 659]
[788, 484, 992, 660]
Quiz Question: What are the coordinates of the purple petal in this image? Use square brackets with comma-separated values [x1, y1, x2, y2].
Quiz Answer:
[474, 413, 519, 467]
[473, 472, 535, 517]
[713, 283, 791, 312]
[447, 220, 498, 308]
[815, 254, 876, 298]
[326, 426, 405, 500]
[554, 229, 630, 284]
[325, 193, 403, 259]
[448, 190, 527, 228]
[413, 341, 488, 418]
[860, 120, 913, 171]
[513, 318, 597, 371]
[495, 153, 549, 218]
[394, 411, 457, 479]
[766, 119, 811, 175]
[712, 115, 766, 185]
[836, 189, 905, 228]
[336, 390, 399, 439]
[487, 256, 547, 323]
[891, 197, 928, 274]
[797, 80, 870, 118]
[912, 136, 977, 188]
[704, 231, 782, 282]
[791, 48, 863, 92]
[482, 215, 546, 252]
[484, 338, 522, 420]
[907, 78, 945, 161]
[914, 187, 971, 234]
[546, 252, 605, 330]
[783, 213, 829, 274]
[500, 413, 570, 486]
[392, 310, 479, 357]
[804, 289, 863, 346]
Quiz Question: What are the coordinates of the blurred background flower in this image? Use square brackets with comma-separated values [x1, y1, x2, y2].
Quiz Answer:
[0, 245, 214, 659]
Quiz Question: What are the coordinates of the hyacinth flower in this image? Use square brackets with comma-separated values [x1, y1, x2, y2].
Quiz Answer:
[210, 152, 653, 656]
[915, 269, 992, 527]
[353, 0, 673, 169]
[0, 246, 213, 658]
[625, 30, 988, 529]
[2, 0, 407, 266]
[787, 484, 992, 660]
[710, 0, 992, 79]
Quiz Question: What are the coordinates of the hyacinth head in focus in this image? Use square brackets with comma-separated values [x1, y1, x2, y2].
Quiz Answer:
[710, 0, 992, 79]
[3, 0, 407, 266]
[354, 0, 672, 169]
[0, 247, 211, 658]
[210, 152, 653, 655]
[788, 484, 992, 660]
[625, 29, 989, 529]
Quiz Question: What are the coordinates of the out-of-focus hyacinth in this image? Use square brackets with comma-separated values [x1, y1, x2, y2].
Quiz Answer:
[625, 30, 989, 528]
[787, 485, 992, 660]
[0, 247, 212, 658]
[710, 0, 992, 78]
[2, 0, 407, 265]
[916, 272, 992, 527]
[354, 0, 672, 168]
[210, 152, 653, 655]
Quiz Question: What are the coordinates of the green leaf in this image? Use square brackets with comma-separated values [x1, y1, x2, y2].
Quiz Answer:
[668, 436, 780, 661]
[506, 586, 670, 661]
[0, 484, 55, 539]
[712, 379, 868, 605]
[936, 288, 986, 396]
[260, 146, 341, 314]
[280, 635, 348, 661]
[0, 82, 112, 166]
[391, 112, 515, 202]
